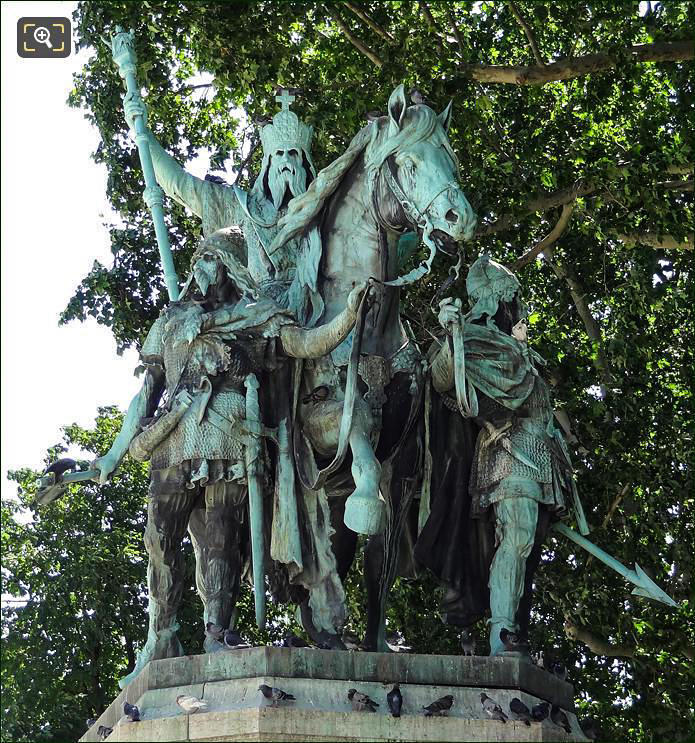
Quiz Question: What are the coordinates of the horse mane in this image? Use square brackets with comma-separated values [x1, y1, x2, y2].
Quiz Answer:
[269, 104, 455, 253]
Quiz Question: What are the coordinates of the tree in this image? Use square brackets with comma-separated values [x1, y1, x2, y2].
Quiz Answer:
[3, 1, 692, 740]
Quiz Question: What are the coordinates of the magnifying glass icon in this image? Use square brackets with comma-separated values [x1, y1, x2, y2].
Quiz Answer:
[33, 26, 53, 49]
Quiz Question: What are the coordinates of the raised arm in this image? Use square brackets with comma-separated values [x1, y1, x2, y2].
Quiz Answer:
[123, 96, 241, 231]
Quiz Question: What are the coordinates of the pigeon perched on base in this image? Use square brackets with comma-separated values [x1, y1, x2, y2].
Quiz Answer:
[86, 718, 96, 729]
[423, 694, 454, 717]
[460, 629, 475, 656]
[480, 693, 507, 722]
[223, 629, 251, 649]
[97, 726, 112, 741]
[348, 688, 379, 712]
[176, 694, 209, 714]
[123, 702, 140, 722]
[259, 684, 296, 706]
[549, 661, 568, 682]
[500, 628, 526, 651]
[531, 701, 550, 721]
[44, 458, 79, 477]
[283, 633, 310, 648]
[551, 705, 572, 734]
[387, 684, 402, 718]
[509, 697, 532, 726]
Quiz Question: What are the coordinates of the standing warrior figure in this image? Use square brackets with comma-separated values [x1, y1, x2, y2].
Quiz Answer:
[420, 255, 587, 656]
[124, 88, 320, 319]
[93, 229, 367, 687]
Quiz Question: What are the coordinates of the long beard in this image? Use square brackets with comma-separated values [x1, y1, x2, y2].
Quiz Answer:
[269, 166, 307, 209]
[193, 261, 219, 297]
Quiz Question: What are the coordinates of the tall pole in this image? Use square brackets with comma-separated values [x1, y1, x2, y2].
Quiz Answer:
[109, 28, 180, 301]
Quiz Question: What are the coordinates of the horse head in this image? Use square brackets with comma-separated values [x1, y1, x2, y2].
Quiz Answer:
[369, 84, 477, 254]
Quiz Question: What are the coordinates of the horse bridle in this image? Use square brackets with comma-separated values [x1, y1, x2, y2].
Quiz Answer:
[374, 155, 462, 287]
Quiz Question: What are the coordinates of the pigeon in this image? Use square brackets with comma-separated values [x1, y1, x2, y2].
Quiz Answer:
[408, 87, 431, 106]
[176, 694, 209, 714]
[259, 684, 296, 706]
[123, 702, 140, 722]
[509, 697, 532, 726]
[96, 726, 112, 741]
[551, 705, 572, 734]
[423, 694, 454, 717]
[342, 629, 361, 650]
[283, 633, 310, 648]
[531, 701, 550, 721]
[44, 458, 78, 477]
[480, 693, 507, 723]
[86, 718, 96, 729]
[366, 110, 385, 123]
[460, 629, 475, 656]
[549, 660, 568, 682]
[348, 688, 379, 712]
[205, 622, 224, 641]
[252, 114, 273, 128]
[223, 629, 251, 649]
[386, 684, 402, 718]
[204, 174, 228, 186]
[500, 627, 525, 651]
[579, 716, 601, 740]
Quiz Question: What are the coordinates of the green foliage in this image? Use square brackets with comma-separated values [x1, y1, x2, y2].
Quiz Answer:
[3, 1, 692, 740]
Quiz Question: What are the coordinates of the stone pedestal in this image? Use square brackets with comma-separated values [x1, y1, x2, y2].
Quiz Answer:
[82, 648, 588, 742]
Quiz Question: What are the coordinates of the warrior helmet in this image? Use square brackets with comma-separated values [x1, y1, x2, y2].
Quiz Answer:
[465, 254, 524, 324]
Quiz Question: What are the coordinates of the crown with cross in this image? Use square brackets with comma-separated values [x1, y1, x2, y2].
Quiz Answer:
[260, 88, 313, 155]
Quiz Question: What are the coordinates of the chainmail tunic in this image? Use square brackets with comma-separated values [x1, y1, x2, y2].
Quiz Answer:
[470, 376, 572, 515]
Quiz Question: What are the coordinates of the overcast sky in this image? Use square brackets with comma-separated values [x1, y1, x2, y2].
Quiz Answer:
[0, 2, 211, 501]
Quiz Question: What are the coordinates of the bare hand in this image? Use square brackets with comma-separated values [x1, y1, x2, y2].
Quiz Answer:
[93, 453, 119, 485]
[437, 297, 462, 333]
[347, 281, 370, 314]
[124, 91, 148, 132]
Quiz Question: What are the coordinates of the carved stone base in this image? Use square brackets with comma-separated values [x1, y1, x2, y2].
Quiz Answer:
[81, 648, 589, 742]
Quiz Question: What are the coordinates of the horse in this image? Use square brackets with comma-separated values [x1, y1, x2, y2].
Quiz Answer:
[268, 84, 476, 650]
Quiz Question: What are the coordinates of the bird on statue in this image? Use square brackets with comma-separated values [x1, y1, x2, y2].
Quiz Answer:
[551, 705, 572, 734]
[386, 684, 403, 718]
[259, 684, 296, 706]
[123, 702, 140, 722]
[366, 110, 385, 122]
[43, 458, 79, 477]
[348, 688, 379, 712]
[549, 660, 568, 682]
[283, 633, 310, 648]
[423, 694, 454, 717]
[531, 701, 550, 721]
[460, 629, 475, 656]
[176, 694, 209, 714]
[97, 726, 112, 741]
[480, 693, 507, 723]
[499, 627, 526, 652]
[86, 718, 96, 730]
[223, 629, 251, 649]
[408, 86, 432, 105]
[204, 174, 228, 186]
[509, 697, 532, 726]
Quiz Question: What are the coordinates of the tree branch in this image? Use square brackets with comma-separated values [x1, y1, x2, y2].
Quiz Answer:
[419, 2, 446, 56]
[506, 1, 545, 66]
[617, 232, 694, 251]
[544, 244, 612, 387]
[450, 40, 693, 86]
[478, 173, 692, 236]
[512, 202, 575, 270]
[445, 6, 464, 52]
[565, 620, 635, 658]
[342, 1, 394, 42]
[329, 6, 383, 67]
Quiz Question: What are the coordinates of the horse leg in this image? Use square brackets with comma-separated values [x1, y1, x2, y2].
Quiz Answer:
[343, 404, 385, 536]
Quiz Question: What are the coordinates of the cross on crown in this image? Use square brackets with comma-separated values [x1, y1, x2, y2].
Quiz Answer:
[260, 87, 313, 155]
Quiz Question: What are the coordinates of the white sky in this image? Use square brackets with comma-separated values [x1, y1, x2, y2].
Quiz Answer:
[0, 1, 210, 501]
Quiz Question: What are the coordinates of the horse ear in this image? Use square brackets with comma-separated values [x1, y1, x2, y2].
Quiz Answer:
[438, 100, 453, 132]
[387, 84, 407, 134]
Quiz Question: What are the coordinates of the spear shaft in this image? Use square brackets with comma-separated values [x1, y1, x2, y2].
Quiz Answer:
[110, 28, 179, 301]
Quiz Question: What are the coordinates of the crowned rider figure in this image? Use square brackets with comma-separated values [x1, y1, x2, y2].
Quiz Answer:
[125, 88, 318, 314]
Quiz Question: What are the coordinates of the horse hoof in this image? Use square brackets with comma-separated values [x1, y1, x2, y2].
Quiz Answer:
[344, 492, 385, 535]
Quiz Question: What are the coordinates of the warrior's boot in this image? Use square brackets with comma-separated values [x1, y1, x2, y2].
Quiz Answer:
[119, 623, 184, 688]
